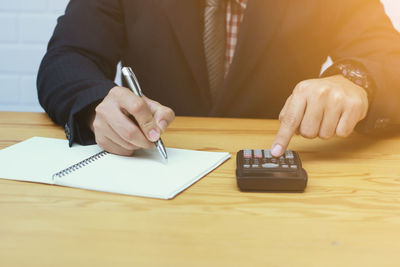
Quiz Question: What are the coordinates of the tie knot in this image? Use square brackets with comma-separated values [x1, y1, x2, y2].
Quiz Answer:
[206, 0, 221, 7]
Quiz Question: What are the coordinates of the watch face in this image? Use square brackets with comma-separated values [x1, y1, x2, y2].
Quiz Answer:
[324, 62, 374, 98]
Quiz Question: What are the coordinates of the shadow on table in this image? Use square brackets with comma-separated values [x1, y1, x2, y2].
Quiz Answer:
[292, 131, 400, 161]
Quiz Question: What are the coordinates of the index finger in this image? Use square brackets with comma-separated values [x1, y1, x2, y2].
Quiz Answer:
[271, 95, 307, 157]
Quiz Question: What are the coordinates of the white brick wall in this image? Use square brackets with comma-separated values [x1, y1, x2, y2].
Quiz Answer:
[0, 0, 399, 112]
[0, 0, 69, 112]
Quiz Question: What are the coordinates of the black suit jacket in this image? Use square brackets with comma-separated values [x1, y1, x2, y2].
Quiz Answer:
[37, 0, 400, 145]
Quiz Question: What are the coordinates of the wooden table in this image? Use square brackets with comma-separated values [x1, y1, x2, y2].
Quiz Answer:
[1, 112, 400, 266]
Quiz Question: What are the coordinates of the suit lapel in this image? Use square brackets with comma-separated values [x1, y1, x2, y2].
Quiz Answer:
[213, 0, 290, 115]
[159, 0, 211, 101]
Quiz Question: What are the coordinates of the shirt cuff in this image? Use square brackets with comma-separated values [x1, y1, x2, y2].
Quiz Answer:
[65, 81, 116, 146]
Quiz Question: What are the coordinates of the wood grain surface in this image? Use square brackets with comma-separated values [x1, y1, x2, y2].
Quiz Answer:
[1, 112, 400, 267]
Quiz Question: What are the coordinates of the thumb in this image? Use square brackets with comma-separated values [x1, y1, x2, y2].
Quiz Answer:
[145, 97, 175, 133]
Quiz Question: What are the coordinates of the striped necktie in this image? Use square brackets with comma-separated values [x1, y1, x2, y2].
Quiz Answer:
[204, 0, 226, 102]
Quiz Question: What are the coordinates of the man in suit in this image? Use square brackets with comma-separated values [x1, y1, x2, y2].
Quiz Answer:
[37, 0, 400, 157]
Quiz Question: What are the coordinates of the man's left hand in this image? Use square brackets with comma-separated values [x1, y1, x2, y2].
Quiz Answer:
[271, 75, 369, 157]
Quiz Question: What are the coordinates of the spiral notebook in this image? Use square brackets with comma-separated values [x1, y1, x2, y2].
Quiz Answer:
[0, 137, 230, 199]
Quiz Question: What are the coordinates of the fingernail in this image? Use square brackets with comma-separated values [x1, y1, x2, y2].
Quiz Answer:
[159, 120, 168, 132]
[149, 129, 160, 142]
[271, 144, 283, 157]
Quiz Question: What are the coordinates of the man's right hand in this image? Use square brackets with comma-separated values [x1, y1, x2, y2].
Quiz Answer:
[89, 86, 175, 156]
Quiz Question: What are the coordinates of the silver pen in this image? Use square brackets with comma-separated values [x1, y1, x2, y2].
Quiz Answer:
[121, 66, 168, 161]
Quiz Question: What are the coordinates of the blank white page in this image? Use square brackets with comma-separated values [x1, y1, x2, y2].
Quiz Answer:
[0, 137, 102, 184]
[55, 147, 231, 199]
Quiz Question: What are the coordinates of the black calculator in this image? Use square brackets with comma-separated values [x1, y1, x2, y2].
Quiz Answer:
[236, 149, 308, 192]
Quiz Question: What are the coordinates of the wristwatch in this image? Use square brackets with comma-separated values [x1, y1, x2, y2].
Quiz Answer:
[322, 61, 398, 132]
[322, 61, 375, 105]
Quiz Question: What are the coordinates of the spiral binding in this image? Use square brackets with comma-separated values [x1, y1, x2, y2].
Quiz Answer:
[52, 150, 108, 180]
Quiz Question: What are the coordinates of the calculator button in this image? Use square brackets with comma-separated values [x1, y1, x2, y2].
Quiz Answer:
[290, 165, 298, 169]
[243, 149, 252, 158]
[285, 150, 294, 159]
[263, 150, 272, 158]
[262, 163, 280, 168]
[254, 149, 262, 158]
[282, 164, 289, 168]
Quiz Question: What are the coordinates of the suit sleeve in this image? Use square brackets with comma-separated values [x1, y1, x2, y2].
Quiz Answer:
[37, 0, 125, 145]
[326, 0, 400, 134]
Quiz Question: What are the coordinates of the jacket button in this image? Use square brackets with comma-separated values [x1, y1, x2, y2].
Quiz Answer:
[374, 118, 390, 129]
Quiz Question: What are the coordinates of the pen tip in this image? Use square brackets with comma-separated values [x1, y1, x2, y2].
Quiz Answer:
[162, 152, 168, 163]
[155, 139, 168, 163]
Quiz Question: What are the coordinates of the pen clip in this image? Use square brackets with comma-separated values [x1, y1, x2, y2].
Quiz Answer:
[122, 67, 144, 97]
